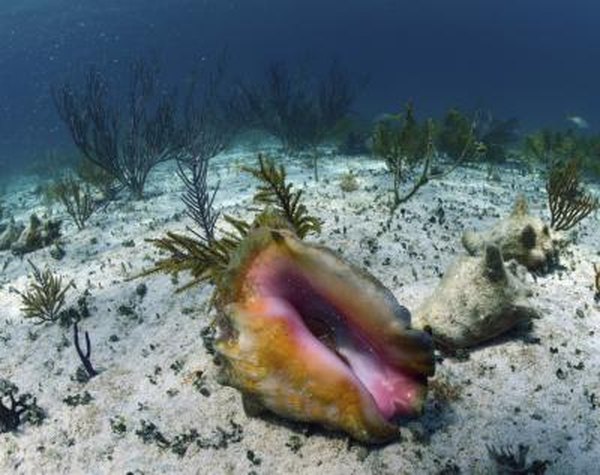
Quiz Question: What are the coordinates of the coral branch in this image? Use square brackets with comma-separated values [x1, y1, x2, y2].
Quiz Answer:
[0, 379, 45, 433]
[546, 158, 598, 231]
[50, 176, 100, 230]
[373, 105, 485, 211]
[242, 154, 321, 238]
[237, 61, 355, 154]
[142, 215, 249, 293]
[73, 321, 98, 379]
[177, 156, 220, 243]
[141, 155, 319, 294]
[17, 260, 73, 324]
[53, 59, 183, 198]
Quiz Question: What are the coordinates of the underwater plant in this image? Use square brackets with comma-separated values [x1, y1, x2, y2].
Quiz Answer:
[55, 55, 240, 199]
[175, 68, 233, 241]
[372, 103, 485, 211]
[372, 102, 429, 176]
[49, 176, 99, 230]
[335, 118, 370, 156]
[53, 59, 185, 199]
[16, 260, 73, 324]
[238, 61, 355, 152]
[546, 158, 598, 231]
[474, 112, 519, 163]
[177, 154, 220, 243]
[175, 61, 251, 241]
[144, 155, 320, 291]
[237, 60, 357, 180]
[486, 443, 549, 474]
[73, 321, 98, 379]
[144, 218, 247, 293]
[339, 171, 359, 192]
[241, 154, 322, 238]
[521, 128, 600, 176]
[522, 129, 569, 168]
[144, 154, 434, 443]
[75, 157, 118, 201]
[437, 108, 484, 162]
[0, 378, 46, 433]
[372, 105, 432, 209]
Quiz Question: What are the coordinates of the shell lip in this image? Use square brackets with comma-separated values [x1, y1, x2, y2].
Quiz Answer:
[253, 262, 434, 422]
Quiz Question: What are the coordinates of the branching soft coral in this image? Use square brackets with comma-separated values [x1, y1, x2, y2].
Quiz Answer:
[142, 154, 321, 293]
[0, 379, 46, 433]
[546, 158, 598, 231]
[144, 215, 249, 292]
[16, 260, 73, 324]
[242, 154, 321, 238]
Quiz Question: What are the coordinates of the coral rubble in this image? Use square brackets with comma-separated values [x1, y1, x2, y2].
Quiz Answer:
[0, 213, 62, 255]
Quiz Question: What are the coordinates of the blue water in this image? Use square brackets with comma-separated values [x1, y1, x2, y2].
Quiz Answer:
[1, 0, 599, 169]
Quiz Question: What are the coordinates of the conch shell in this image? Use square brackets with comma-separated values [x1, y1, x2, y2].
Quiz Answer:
[414, 245, 539, 349]
[462, 196, 557, 271]
[214, 227, 434, 443]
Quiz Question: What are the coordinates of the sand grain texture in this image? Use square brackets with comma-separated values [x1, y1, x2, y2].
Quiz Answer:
[0, 150, 598, 474]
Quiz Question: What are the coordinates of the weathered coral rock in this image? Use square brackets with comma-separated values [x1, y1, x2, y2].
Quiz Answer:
[215, 227, 434, 443]
[10, 214, 61, 255]
[414, 246, 539, 349]
[462, 196, 557, 271]
[0, 218, 24, 251]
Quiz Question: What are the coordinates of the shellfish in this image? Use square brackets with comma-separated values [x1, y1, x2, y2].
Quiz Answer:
[214, 227, 434, 443]
[462, 196, 557, 271]
[414, 245, 539, 349]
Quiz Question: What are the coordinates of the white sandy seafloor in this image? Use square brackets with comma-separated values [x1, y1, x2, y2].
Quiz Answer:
[0, 148, 598, 475]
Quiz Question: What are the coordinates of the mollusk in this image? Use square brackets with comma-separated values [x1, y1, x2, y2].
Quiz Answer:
[414, 245, 539, 349]
[214, 228, 434, 443]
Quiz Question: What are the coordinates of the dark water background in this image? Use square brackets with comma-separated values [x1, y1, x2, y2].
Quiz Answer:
[1, 0, 599, 170]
